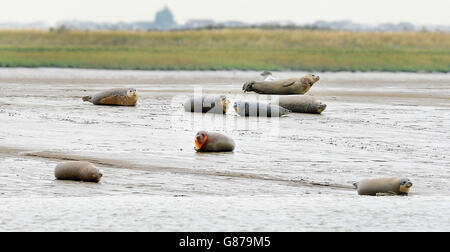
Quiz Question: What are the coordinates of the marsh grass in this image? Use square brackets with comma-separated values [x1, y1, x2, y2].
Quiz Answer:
[0, 29, 449, 72]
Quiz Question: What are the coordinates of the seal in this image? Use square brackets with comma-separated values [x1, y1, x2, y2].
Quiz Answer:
[194, 131, 235, 152]
[353, 178, 413, 196]
[233, 100, 290, 117]
[82, 88, 138, 106]
[183, 95, 229, 114]
[260, 71, 277, 81]
[242, 74, 320, 95]
[55, 161, 104, 183]
[270, 95, 327, 114]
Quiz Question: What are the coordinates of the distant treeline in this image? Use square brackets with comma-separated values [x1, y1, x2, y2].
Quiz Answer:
[0, 29, 449, 72]
[50, 21, 450, 33]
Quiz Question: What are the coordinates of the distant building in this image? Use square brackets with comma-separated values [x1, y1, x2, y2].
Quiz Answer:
[154, 7, 176, 30]
[376, 22, 415, 32]
[220, 21, 248, 28]
[312, 20, 368, 31]
[0, 22, 50, 30]
[185, 19, 215, 29]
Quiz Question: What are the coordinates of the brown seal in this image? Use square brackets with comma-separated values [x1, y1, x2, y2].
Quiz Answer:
[271, 96, 327, 114]
[55, 161, 103, 183]
[354, 178, 413, 196]
[195, 131, 235, 152]
[242, 74, 320, 95]
[82, 88, 138, 106]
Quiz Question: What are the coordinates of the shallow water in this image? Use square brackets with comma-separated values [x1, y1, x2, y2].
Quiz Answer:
[0, 68, 449, 231]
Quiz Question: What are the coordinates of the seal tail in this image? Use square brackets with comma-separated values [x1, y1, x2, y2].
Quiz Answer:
[82, 96, 92, 102]
[352, 182, 358, 189]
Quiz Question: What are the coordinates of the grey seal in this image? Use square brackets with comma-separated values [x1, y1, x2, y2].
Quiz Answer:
[354, 178, 413, 196]
[183, 95, 229, 114]
[233, 100, 290, 117]
[271, 95, 327, 114]
[55, 161, 103, 183]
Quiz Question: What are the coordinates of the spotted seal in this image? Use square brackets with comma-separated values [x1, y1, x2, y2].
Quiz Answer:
[243, 74, 320, 95]
[82, 88, 138, 106]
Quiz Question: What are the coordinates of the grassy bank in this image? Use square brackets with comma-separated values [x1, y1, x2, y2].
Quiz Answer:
[0, 29, 449, 72]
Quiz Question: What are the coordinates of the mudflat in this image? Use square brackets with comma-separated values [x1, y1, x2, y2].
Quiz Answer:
[0, 68, 449, 231]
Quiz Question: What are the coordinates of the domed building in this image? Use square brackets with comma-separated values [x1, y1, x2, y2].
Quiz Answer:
[154, 6, 177, 30]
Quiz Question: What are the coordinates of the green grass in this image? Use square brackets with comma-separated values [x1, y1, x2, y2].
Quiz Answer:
[0, 29, 449, 72]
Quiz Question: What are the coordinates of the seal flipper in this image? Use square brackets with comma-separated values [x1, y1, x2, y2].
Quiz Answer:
[282, 81, 296, 87]
[376, 192, 397, 196]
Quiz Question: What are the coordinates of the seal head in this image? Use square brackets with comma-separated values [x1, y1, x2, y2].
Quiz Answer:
[310, 101, 327, 114]
[90, 169, 104, 183]
[301, 74, 320, 86]
[126, 88, 138, 99]
[219, 95, 230, 113]
[82, 95, 92, 102]
[399, 178, 413, 194]
[195, 131, 208, 151]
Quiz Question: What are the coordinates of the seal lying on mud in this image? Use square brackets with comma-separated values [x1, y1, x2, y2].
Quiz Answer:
[194, 131, 235, 152]
[55, 161, 103, 183]
[243, 74, 320, 95]
[354, 178, 413, 196]
[183, 95, 229, 114]
[270, 96, 327, 114]
[82, 88, 138, 106]
[233, 101, 290, 117]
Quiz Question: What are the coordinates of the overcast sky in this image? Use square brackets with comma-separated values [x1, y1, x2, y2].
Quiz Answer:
[1, 0, 450, 25]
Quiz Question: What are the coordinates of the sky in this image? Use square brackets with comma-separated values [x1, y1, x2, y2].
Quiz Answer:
[1, 0, 450, 26]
